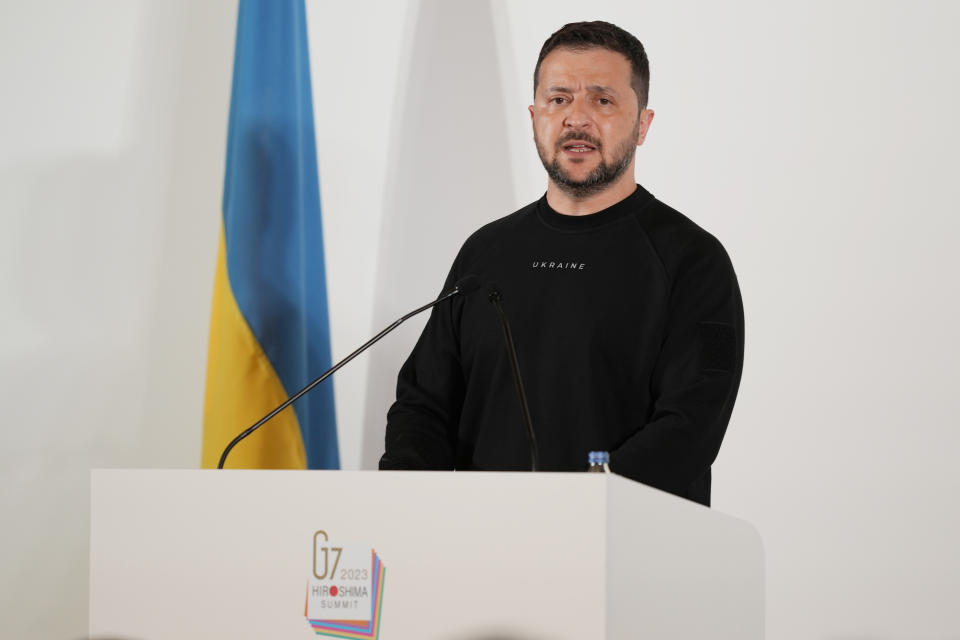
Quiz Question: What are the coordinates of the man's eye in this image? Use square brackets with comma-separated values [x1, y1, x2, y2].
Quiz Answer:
[598, 98, 611, 105]
[551, 97, 566, 104]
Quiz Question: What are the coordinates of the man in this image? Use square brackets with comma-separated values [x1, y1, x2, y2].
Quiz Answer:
[379, 21, 743, 507]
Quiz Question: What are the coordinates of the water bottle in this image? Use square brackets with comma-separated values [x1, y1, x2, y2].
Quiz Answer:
[587, 451, 610, 473]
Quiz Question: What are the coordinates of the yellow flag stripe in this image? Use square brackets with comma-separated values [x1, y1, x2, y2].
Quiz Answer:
[201, 223, 306, 469]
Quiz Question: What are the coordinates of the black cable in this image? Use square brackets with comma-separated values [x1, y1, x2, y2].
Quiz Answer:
[488, 289, 539, 472]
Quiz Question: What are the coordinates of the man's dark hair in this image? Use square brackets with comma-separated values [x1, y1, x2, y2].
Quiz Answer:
[534, 21, 650, 110]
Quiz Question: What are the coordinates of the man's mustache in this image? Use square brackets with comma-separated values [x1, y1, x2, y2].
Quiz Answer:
[556, 132, 602, 150]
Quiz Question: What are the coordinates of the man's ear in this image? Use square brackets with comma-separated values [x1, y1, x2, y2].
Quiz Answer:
[636, 109, 655, 146]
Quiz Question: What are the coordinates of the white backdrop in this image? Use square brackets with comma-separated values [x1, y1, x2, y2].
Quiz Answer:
[1, 1, 958, 638]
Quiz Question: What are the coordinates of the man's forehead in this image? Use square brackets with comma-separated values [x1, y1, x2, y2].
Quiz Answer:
[537, 46, 633, 90]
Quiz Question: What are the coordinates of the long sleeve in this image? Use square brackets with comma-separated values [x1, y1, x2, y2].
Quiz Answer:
[379, 269, 464, 470]
[609, 234, 744, 498]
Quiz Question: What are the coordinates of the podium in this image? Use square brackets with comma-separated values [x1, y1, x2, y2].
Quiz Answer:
[90, 470, 764, 639]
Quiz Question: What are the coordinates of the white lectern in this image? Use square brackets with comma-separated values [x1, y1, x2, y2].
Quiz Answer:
[90, 470, 763, 639]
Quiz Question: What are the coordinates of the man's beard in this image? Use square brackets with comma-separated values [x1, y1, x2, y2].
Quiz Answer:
[536, 124, 639, 199]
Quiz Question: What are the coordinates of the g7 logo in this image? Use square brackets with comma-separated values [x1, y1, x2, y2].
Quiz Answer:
[313, 530, 342, 580]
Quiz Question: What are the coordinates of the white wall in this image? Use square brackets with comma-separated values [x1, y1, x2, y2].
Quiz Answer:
[1, 1, 958, 638]
[0, 1, 234, 637]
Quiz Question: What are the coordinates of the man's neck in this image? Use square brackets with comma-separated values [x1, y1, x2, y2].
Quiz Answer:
[545, 173, 638, 216]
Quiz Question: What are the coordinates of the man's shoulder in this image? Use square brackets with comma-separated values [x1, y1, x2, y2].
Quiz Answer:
[639, 192, 720, 251]
[636, 191, 732, 277]
[454, 199, 539, 265]
[466, 199, 538, 244]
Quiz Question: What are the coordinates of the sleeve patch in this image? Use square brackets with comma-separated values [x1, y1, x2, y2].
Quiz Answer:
[698, 321, 737, 372]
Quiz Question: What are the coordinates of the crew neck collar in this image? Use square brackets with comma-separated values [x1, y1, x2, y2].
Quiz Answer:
[536, 184, 654, 231]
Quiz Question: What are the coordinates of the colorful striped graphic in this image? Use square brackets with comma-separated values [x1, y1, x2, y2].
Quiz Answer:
[202, 0, 338, 470]
[307, 550, 386, 639]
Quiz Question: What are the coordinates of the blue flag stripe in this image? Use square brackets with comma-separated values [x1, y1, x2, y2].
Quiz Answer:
[222, 0, 338, 469]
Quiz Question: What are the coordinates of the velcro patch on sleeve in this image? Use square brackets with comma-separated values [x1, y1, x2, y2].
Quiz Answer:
[698, 321, 737, 372]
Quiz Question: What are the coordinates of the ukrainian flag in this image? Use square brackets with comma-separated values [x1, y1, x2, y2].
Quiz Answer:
[202, 0, 338, 469]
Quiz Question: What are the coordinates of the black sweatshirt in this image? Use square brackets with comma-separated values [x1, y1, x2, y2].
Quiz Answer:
[380, 185, 744, 506]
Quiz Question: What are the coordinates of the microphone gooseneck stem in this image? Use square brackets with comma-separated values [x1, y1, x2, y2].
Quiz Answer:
[489, 289, 539, 472]
[217, 284, 467, 469]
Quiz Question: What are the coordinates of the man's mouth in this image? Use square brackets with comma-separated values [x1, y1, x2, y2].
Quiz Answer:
[561, 141, 598, 154]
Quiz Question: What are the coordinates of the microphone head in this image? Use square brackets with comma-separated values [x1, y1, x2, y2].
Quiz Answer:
[485, 280, 503, 304]
[454, 275, 481, 295]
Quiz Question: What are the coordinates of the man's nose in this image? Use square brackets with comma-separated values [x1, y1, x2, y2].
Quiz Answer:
[563, 100, 592, 130]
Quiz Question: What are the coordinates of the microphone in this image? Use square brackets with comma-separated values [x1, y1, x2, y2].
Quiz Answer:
[488, 287, 539, 472]
[218, 275, 481, 469]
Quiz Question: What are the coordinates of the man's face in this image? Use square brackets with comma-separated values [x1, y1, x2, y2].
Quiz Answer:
[530, 47, 653, 199]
